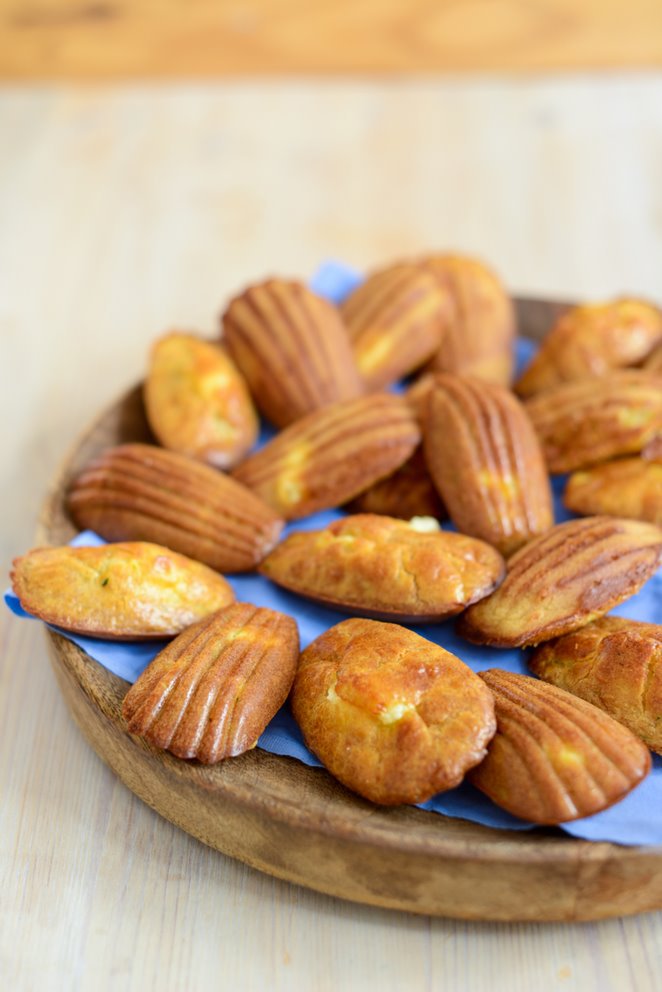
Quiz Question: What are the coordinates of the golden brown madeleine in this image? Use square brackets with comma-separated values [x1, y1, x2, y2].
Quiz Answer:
[345, 447, 446, 520]
[457, 516, 662, 648]
[421, 254, 516, 386]
[232, 394, 420, 520]
[423, 375, 553, 555]
[515, 298, 662, 397]
[222, 279, 363, 428]
[645, 341, 662, 371]
[340, 263, 449, 391]
[260, 514, 504, 623]
[470, 670, 651, 824]
[10, 542, 234, 639]
[530, 617, 662, 755]
[525, 370, 662, 473]
[144, 332, 258, 469]
[68, 443, 284, 573]
[122, 603, 299, 762]
[291, 618, 496, 805]
[564, 458, 662, 527]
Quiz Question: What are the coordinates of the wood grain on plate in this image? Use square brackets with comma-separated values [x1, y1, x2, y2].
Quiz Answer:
[37, 297, 662, 922]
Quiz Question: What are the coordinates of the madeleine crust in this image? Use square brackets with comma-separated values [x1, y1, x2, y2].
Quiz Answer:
[564, 457, 662, 527]
[291, 618, 496, 805]
[222, 278, 363, 427]
[645, 342, 662, 371]
[470, 670, 651, 824]
[144, 332, 258, 469]
[529, 617, 662, 755]
[11, 542, 234, 639]
[260, 514, 504, 622]
[457, 516, 662, 648]
[122, 603, 299, 763]
[345, 447, 446, 521]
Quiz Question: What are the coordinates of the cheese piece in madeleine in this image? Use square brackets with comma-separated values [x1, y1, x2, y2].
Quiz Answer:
[291, 618, 496, 805]
[470, 670, 651, 825]
[144, 332, 258, 469]
[457, 516, 662, 648]
[122, 603, 299, 762]
[529, 617, 662, 755]
[564, 457, 662, 527]
[10, 542, 234, 639]
[260, 514, 504, 622]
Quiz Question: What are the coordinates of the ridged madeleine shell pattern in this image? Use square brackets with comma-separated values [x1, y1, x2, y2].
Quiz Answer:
[232, 394, 421, 519]
[457, 516, 662, 648]
[470, 670, 651, 824]
[564, 457, 662, 527]
[340, 263, 449, 391]
[423, 375, 553, 555]
[222, 279, 363, 428]
[68, 443, 284, 573]
[122, 603, 299, 763]
[525, 370, 662, 473]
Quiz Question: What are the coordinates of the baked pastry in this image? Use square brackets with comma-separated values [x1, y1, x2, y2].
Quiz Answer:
[222, 278, 363, 427]
[525, 370, 662, 472]
[122, 603, 299, 762]
[291, 618, 496, 805]
[260, 514, 504, 622]
[529, 617, 662, 755]
[515, 298, 662, 397]
[645, 342, 662, 371]
[564, 457, 662, 527]
[457, 516, 662, 648]
[144, 332, 258, 468]
[469, 670, 651, 824]
[232, 393, 420, 519]
[10, 542, 234, 639]
[67, 443, 284, 572]
[421, 253, 516, 386]
[423, 374, 554, 555]
[345, 447, 446, 520]
[340, 262, 448, 391]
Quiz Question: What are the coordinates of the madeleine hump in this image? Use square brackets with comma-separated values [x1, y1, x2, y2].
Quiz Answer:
[470, 670, 651, 824]
[143, 332, 258, 469]
[524, 370, 662, 473]
[260, 514, 504, 622]
[222, 278, 363, 428]
[68, 443, 284, 572]
[122, 603, 299, 763]
[10, 542, 234, 639]
[423, 374, 554, 555]
[291, 618, 496, 805]
[564, 457, 662, 527]
[515, 298, 662, 397]
[457, 516, 662, 648]
[232, 393, 420, 519]
[340, 262, 448, 391]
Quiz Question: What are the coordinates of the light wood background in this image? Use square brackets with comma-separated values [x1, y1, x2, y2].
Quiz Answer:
[2, 0, 662, 78]
[3, 79, 662, 989]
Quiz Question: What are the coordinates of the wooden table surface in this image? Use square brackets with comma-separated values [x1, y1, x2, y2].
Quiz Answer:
[2, 78, 662, 990]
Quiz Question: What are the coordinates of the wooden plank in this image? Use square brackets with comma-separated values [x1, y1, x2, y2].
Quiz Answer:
[1, 0, 662, 79]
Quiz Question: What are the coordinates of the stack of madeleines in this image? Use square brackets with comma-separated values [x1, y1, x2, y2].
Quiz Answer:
[11, 254, 662, 826]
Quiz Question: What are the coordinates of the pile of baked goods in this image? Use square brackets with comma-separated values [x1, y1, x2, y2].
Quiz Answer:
[10, 254, 662, 827]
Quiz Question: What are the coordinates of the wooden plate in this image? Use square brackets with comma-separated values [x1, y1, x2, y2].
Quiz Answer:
[37, 297, 662, 922]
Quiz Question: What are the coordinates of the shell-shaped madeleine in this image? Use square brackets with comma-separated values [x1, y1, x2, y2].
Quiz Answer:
[525, 370, 662, 473]
[457, 516, 662, 648]
[67, 444, 284, 572]
[144, 332, 259, 469]
[470, 670, 651, 824]
[340, 263, 449, 391]
[345, 446, 446, 520]
[232, 394, 420, 520]
[122, 603, 299, 762]
[515, 298, 662, 397]
[291, 618, 496, 805]
[222, 279, 363, 428]
[423, 375, 553, 555]
[564, 458, 662, 527]
[11, 543, 234, 639]
[421, 254, 516, 386]
[260, 514, 504, 623]
[529, 617, 662, 755]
